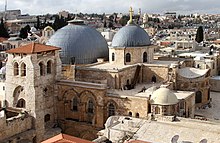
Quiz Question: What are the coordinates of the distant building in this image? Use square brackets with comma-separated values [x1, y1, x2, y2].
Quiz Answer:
[0, 9, 21, 20]
[58, 11, 69, 18]
[0, 7, 213, 143]
[164, 12, 177, 18]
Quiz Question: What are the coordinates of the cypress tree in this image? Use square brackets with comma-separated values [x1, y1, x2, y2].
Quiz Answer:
[195, 26, 204, 43]
[0, 19, 9, 38]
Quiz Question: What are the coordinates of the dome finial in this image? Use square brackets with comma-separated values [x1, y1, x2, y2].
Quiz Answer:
[129, 6, 134, 24]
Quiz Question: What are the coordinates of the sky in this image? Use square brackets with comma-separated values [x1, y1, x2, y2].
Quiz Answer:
[0, 0, 220, 15]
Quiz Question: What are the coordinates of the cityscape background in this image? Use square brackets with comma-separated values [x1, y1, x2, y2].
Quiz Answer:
[1, 0, 220, 15]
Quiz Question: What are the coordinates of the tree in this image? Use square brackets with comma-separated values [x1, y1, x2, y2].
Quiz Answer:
[119, 15, 129, 26]
[52, 15, 67, 31]
[36, 16, 40, 29]
[0, 19, 9, 38]
[195, 26, 204, 43]
[19, 25, 31, 39]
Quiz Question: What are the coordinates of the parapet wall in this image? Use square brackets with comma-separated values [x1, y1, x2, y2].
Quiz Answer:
[0, 112, 33, 141]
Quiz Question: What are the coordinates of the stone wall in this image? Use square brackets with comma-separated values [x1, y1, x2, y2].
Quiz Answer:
[142, 64, 169, 83]
[176, 75, 210, 107]
[210, 78, 220, 92]
[56, 80, 107, 128]
[0, 113, 33, 141]
[109, 46, 155, 65]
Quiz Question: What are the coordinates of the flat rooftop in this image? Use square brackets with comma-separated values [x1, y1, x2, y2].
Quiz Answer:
[82, 61, 172, 71]
[106, 116, 220, 143]
[87, 63, 137, 71]
[107, 83, 194, 100]
[107, 83, 161, 98]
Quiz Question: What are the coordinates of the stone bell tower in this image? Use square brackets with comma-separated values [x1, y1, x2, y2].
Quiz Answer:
[5, 42, 62, 142]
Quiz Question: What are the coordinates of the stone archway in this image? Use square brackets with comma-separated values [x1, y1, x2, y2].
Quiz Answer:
[62, 88, 80, 121]
[13, 86, 25, 107]
[63, 88, 79, 100]
[80, 90, 97, 124]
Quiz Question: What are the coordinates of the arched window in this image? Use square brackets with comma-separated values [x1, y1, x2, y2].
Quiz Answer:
[125, 53, 131, 62]
[47, 60, 52, 74]
[21, 63, 26, 76]
[108, 103, 115, 117]
[155, 106, 160, 114]
[128, 111, 132, 117]
[195, 91, 202, 103]
[14, 62, 19, 76]
[112, 53, 115, 61]
[72, 97, 78, 111]
[16, 98, 26, 108]
[39, 62, 45, 76]
[143, 52, 148, 63]
[44, 114, 50, 122]
[135, 113, 139, 118]
[88, 99, 94, 114]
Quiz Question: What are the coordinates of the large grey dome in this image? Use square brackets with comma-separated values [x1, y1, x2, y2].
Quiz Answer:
[47, 24, 108, 64]
[112, 24, 151, 47]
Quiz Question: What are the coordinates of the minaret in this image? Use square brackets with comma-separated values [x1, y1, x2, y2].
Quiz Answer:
[138, 8, 142, 25]
[128, 6, 134, 24]
[138, 8, 141, 16]
[4, 0, 7, 21]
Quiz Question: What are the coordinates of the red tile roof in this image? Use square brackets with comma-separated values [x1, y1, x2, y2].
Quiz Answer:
[41, 134, 93, 143]
[6, 42, 61, 54]
[0, 37, 8, 42]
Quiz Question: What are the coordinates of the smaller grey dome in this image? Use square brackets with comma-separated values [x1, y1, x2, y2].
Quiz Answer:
[112, 24, 151, 47]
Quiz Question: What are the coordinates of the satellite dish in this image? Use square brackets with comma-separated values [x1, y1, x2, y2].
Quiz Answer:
[171, 135, 179, 143]
[200, 139, 207, 143]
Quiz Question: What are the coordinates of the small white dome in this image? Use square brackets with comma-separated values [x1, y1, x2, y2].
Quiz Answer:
[30, 27, 37, 33]
[150, 88, 178, 105]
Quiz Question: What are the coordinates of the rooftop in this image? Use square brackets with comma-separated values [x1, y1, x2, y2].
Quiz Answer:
[107, 83, 193, 100]
[6, 42, 61, 54]
[82, 61, 171, 72]
[103, 116, 220, 143]
[178, 67, 209, 79]
[41, 134, 92, 143]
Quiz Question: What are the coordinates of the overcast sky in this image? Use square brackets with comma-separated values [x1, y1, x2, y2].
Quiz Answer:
[0, 0, 220, 15]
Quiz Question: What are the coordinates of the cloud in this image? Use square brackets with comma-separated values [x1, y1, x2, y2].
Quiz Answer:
[0, 0, 220, 15]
